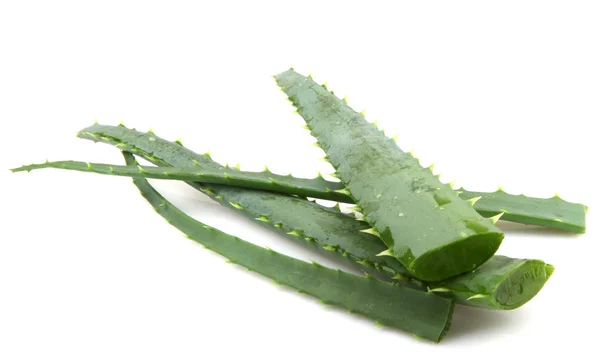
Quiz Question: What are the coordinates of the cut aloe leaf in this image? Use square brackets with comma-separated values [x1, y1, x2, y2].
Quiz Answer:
[275, 69, 504, 281]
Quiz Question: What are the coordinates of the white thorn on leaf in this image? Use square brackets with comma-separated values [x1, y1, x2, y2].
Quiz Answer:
[489, 212, 504, 224]
[466, 294, 488, 301]
[375, 249, 394, 257]
[360, 228, 381, 238]
[466, 196, 482, 206]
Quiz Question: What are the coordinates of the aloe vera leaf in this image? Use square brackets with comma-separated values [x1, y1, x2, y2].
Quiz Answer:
[120, 151, 454, 342]
[428, 256, 554, 310]
[10, 158, 587, 234]
[77, 124, 553, 309]
[275, 69, 504, 281]
[10, 159, 349, 202]
[459, 188, 586, 234]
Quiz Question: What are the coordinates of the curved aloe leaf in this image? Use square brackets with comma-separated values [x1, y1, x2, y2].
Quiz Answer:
[76, 123, 554, 310]
[275, 69, 504, 281]
[11, 159, 349, 202]
[121, 151, 455, 342]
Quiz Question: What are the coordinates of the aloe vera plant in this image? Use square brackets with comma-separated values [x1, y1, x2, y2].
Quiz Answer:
[9, 67, 579, 342]
[275, 69, 505, 281]
[13, 159, 587, 233]
[74, 124, 554, 309]
[120, 151, 455, 342]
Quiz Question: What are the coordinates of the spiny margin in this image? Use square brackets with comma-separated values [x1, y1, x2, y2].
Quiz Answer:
[122, 151, 455, 343]
[10, 159, 351, 203]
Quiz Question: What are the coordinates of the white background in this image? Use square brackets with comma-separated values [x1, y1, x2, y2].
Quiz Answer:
[1, 1, 598, 362]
